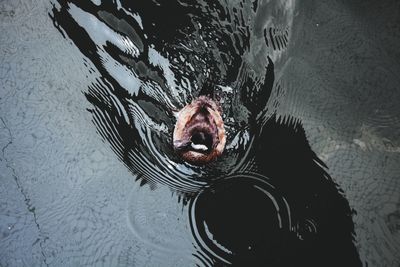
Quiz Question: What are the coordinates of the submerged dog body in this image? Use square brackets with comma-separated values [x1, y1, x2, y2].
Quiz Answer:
[52, 0, 362, 265]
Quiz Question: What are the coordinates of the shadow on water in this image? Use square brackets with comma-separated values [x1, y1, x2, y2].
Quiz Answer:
[50, 0, 361, 265]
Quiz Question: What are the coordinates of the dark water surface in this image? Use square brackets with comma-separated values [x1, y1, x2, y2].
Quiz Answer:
[1, 0, 400, 266]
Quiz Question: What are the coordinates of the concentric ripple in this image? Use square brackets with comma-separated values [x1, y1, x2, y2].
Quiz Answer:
[189, 173, 292, 265]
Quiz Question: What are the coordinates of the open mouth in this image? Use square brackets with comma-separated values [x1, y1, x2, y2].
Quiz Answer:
[190, 131, 213, 152]
[173, 96, 226, 165]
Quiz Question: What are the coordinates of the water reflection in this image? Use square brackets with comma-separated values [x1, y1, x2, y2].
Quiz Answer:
[50, 0, 361, 265]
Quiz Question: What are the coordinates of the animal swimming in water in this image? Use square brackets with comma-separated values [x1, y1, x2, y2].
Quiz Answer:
[51, 0, 363, 265]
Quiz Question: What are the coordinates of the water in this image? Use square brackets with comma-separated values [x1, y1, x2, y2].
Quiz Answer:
[1, 0, 400, 266]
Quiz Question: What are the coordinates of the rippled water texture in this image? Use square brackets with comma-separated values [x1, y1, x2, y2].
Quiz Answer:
[1, 0, 400, 266]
